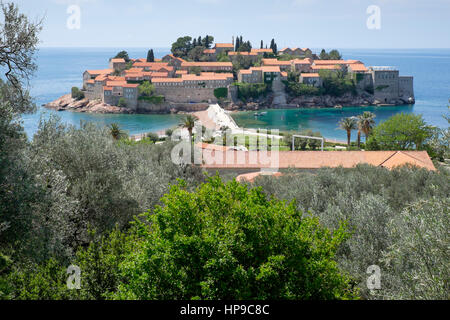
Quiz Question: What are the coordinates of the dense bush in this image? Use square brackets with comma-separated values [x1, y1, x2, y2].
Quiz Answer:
[71, 87, 85, 100]
[213, 87, 228, 99]
[138, 95, 165, 104]
[284, 81, 321, 96]
[236, 83, 268, 100]
[251, 165, 449, 299]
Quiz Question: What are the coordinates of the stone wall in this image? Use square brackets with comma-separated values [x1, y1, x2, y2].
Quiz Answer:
[371, 70, 400, 103]
[399, 76, 414, 101]
[154, 87, 219, 103]
[137, 101, 209, 113]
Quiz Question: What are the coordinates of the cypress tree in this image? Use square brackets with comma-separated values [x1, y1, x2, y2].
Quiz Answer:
[193, 38, 197, 47]
[260, 40, 263, 49]
[235, 36, 240, 51]
[146, 49, 154, 62]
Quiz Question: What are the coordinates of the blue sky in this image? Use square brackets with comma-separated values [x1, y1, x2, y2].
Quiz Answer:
[12, 0, 450, 48]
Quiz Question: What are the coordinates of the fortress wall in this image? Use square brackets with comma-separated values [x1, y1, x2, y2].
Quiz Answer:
[371, 70, 400, 103]
[399, 76, 414, 100]
[154, 87, 218, 103]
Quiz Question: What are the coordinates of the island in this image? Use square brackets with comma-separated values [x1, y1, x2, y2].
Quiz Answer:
[45, 36, 415, 114]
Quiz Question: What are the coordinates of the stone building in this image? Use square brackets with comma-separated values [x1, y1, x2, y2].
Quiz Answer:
[299, 73, 322, 87]
[180, 61, 233, 72]
[368, 67, 414, 103]
[214, 43, 234, 55]
[109, 58, 127, 73]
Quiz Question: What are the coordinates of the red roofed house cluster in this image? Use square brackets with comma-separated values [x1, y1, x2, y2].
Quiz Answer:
[81, 40, 414, 112]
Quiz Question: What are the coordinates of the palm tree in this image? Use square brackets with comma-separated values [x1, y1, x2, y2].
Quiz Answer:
[357, 112, 376, 147]
[339, 117, 357, 147]
[180, 115, 197, 163]
[108, 123, 127, 140]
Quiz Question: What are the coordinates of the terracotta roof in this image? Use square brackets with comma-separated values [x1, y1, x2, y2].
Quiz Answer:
[313, 60, 363, 65]
[236, 171, 283, 182]
[106, 81, 127, 87]
[302, 48, 310, 52]
[251, 48, 273, 53]
[175, 70, 188, 74]
[311, 65, 341, 70]
[181, 73, 233, 81]
[103, 86, 112, 91]
[133, 62, 170, 68]
[199, 149, 436, 171]
[300, 73, 320, 78]
[239, 69, 254, 75]
[215, 43, 234, 48]
[110, 58, 125, 63]
[262, 58, 292, 66]
[122, 83, 140, 88]
[87, 79, 95, 84]
[349, 64, 368, 72]
[281, 71, 288, 77]
[292, 58, 312, 65]
[181, 62, 233, 67]
[85, 69, 112, 75]
[252, 66, 281, 73]
[151, 78, 183, 83]
[203, 49, 216, 54]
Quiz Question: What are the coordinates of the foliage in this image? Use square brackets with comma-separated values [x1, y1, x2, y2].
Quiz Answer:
[0, 2, 42, 113]
[213, 87, 228, 99]
[111, 177, 356, 300]
[138, 95, 165, 104]
[339, 117, 358, 147]
[284, 81, 321, 96]
[71, 87, 85, 100]
[108, 123, 128, 140]
[216, 51, 231, 62]
[284, 130, 323, 150]
[146, 49, 154, 63]
[319, 70, 356, 97]
[113, 51, 130, 63]
[138, 81, 155, 97]
[251, 165, 450, 299]
[236, 83, 268, 100]
[357, 111, 376, 143]
[146, 132, 159, 143]
[366, 113, 434, 151]
[118, 97, 127, 108]
[319, 49, 342, 60]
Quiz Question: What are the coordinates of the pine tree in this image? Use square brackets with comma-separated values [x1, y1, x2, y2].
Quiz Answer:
[260, 40, 263, 49]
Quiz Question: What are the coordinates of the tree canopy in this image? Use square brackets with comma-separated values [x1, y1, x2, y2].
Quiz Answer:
[112, 177, 356, 300]
[367, 113, 434, 150]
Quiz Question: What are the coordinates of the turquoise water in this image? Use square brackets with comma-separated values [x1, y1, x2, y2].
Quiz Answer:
[22, 48, 450, 140]
[233, 48, 450, 140]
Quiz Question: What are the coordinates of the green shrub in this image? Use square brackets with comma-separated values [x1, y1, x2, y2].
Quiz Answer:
[111, 177, 357, 300]
[118, 98, 127, 108]
[138, 95, 165, 104]
[71, 87, 85, 100]
[236, 83, 268, 100]
[213, 87, 228, 99]
[284, 81, 321, 96]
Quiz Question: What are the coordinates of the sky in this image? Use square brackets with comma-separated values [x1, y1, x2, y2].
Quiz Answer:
[11, 0, 450, 49]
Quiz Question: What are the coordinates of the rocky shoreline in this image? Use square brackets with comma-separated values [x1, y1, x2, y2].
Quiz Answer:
[225, 92, 414, 111]
[45, 92, 414, 115]
[44, 94, 133, 114]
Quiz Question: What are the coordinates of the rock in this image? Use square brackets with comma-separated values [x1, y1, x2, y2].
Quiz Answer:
[44, 94, 132, 114]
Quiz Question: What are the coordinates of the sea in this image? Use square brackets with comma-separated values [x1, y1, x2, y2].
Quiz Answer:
[21, 48, 450, 141]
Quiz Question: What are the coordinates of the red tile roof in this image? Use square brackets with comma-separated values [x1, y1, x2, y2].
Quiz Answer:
[198, 148, 436, 171]
[215, 43, 234, 48]
[262, 58, 292, 66]
[181, 62, 233, 67]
